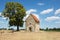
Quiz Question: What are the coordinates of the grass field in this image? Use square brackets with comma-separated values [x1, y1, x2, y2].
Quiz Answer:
[0, 30, 60, 40]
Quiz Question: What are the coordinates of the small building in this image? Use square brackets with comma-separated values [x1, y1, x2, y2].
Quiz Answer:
[25, 14, 40, 32]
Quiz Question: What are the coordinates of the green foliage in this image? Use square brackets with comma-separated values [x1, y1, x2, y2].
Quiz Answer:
[8, 28, 14, 30]
[3, 2, 26, 31]
[40, 28, 60, 32]
[0, 28, 7, 30]
[45, 27, 48, 31]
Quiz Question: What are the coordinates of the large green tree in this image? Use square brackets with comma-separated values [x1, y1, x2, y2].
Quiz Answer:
[3, 2, 26, 31]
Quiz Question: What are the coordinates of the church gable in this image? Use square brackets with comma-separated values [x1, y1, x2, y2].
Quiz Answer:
[25, 14, 39, 23]
[26, 14, 35, 22]
[25, 14, 35, 27]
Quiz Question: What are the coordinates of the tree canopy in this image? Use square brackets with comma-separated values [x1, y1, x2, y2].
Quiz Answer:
[3, 2, 26, 31]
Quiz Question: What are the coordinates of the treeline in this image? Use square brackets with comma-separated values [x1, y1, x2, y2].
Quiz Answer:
[40, 28, 60, 31]
[0, 28, 14, 30]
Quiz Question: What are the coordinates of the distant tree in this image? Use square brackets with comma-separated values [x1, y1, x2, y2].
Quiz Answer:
[8, 28, 14, 30]
[3, 2, 26, 31]
[52, 28, 56, 30]
[45, 27, 48, 31]
[0, 28, 7, 30]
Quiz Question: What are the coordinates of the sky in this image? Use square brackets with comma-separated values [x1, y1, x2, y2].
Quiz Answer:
[0, 0, 60, 29]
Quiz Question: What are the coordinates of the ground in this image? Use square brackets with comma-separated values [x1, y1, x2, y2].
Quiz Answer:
[0, 30, 60, 40]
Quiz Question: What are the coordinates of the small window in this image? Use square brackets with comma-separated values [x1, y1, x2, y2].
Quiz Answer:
[30, 23, 31, 25]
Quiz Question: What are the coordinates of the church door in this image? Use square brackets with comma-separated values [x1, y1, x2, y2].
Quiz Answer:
[29, 27, 32, 31]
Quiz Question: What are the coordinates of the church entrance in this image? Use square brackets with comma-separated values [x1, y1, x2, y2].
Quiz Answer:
[27, 25, 34, 32]
[29, 27, 32, 31]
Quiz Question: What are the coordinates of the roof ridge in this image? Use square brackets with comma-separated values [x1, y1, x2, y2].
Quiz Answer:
[31, 14, 39, 23]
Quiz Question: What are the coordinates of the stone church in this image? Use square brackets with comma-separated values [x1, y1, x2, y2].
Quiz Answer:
[24, 14, 40, 32]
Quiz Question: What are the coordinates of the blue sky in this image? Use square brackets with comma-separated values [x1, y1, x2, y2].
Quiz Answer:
[0, 0, 60, 29]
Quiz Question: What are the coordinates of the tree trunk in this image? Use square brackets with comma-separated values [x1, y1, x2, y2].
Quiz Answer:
[17, 26, 19, 31]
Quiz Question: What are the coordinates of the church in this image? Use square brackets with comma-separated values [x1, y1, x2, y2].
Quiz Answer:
[24, 14, 40, 32]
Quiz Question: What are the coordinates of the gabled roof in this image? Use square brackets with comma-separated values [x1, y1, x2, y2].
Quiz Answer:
[23, 14, 39, 23]
[30, 14, 39, 23]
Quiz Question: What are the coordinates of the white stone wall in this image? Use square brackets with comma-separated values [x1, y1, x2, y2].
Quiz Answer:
[25, 15, 40, 32]
[35, 23, 40, 32]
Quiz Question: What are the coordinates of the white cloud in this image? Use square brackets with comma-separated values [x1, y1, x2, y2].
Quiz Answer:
[45, 16, 60, 22]
[26, 9, 37, 15]
[37, 3, 44, 6]
[40, 8, 53, 14]
[2, 16, 8, 20]
[55, 9, 60, 15]
[2, 17, 7, 20]
[0, 12, 2, 16]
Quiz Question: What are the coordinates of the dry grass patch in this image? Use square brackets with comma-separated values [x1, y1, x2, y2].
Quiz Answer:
[0, 30, 60, 40]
